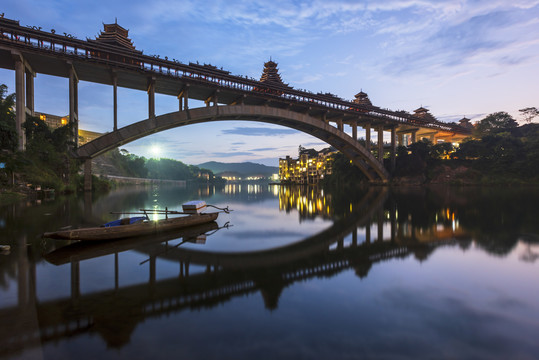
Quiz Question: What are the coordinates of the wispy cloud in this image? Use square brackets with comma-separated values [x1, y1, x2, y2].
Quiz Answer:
[208, 151, 254, 158]
[221, 127, 298, 136]
[249, 147, 279, 152]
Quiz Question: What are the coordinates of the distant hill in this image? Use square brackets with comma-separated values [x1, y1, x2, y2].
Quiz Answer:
[198, 161, 278, 177]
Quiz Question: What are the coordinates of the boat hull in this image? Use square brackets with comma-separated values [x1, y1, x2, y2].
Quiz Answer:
[44, 221, 219, 265]
[43, 213, 219, 241]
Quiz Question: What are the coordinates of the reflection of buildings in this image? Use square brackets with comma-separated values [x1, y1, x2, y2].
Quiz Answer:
[279, 147, 336, 184]
[278, 185, 333, 219]
[37, 112, 102, 145]
[223, 183, 265, 195]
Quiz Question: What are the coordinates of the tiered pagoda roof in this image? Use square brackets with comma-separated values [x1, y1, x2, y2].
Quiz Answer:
[353, 91, 372, 106]
[413, 106, 436, 122]
[458, 116, 474, 129]
[88, 21, 141, 53]
[259, 60, 292, 89]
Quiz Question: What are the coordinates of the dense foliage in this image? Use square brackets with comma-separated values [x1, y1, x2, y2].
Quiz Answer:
[325, 110, 539, 186]
[0, 85, 17, 152]
[0, 110, 82, 192]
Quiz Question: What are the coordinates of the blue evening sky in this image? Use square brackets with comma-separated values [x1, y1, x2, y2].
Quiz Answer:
[1, 1, 538, 166]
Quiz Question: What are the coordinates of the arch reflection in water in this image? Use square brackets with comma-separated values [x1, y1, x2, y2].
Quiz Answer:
[0, 186, 482, 356]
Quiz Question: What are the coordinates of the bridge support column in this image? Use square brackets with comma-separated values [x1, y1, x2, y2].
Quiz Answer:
[113, 72, 118, 131]
[411, 130, 417, 144]
[84, 159, 92, 192]
[14, 57, 26, 151]
[397, 133, 404, 146]
[352, 123, 357, 141]
[377, 126, 384, 162]
[149, 256, 156, 287]
[337, 118, 343, 132]
[365, 222, 371, 243]
[365, 123, 371, 152]
[70, 260, 80, 302]
[17, 235, 28, 305]
[377, 211, 384, 242]
[26, 70, 35, 117]
[115, 253, 119, 291]
[390, 126, 396, 172]
[322, 112, 328, 124]
[148, 77, 156, 120]
[390, 202, 397, 242]
[182, 86, 189, 111]
[69, 65, 79, 147]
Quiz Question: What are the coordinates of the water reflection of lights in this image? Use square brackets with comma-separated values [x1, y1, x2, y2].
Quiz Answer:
[223, 183, 266, 195]
[278, 186, 332, 218]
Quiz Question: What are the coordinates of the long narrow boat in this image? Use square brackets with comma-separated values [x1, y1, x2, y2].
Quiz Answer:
[43, 212, 219, 241]
[44, 221, 219, 265]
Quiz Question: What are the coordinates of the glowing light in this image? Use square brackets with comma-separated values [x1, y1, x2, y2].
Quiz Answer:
[150, 145, 162, 158]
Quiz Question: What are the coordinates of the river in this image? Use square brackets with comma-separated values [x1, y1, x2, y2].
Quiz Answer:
[1, 184, 538, 359]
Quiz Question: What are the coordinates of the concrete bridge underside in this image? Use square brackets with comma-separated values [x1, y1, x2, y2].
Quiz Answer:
[77, 105, 390, 185]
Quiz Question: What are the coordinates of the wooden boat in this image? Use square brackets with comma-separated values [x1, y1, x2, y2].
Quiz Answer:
[44, 221, 220, 265]
[42, 212, 219, 241]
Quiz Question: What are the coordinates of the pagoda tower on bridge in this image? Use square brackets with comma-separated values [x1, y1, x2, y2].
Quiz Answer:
[353, 90, 373, 106]
[255, 59, 293, 94]
[88, 20, 141, 53]
[88, 20, 142, 65]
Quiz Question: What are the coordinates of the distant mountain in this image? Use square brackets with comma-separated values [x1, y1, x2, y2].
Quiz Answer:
[197, 161, 278, 177]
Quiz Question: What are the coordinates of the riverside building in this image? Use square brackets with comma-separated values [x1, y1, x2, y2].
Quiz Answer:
[279, 147, 336, 185]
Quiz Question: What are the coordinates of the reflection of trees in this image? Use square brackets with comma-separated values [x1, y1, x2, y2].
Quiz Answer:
[388, 186, 539, 257]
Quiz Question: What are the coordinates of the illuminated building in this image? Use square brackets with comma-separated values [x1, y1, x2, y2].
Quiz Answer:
[36, 112, 102, 145]
[37, 112, 68, 129]
[279, 147, 336, 184]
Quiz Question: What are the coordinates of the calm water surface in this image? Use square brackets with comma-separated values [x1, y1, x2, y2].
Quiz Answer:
[1, 184, 538, 359]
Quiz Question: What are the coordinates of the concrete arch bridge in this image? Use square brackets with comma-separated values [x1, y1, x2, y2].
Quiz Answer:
[77, 104, 390, 185]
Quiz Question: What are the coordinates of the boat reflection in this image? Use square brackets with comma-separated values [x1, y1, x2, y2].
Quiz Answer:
[44, 221, 220, 266]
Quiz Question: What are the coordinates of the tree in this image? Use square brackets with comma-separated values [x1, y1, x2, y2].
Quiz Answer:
[0, 84, 17, 151]
[519, 107, 539, 124]
[474, 112, 518, 137]
[430, 142, 454, 160]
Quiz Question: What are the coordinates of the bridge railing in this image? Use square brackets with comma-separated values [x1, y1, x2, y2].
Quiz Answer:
[0, 17, 470, 135]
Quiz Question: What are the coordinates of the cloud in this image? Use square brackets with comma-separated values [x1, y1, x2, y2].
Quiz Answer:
[221, 127, 298, 136]
[208, 151, 254, 158]
[249, 147, 279, 152]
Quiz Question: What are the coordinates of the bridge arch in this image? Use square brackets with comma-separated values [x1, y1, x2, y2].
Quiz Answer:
[77, 105, 389, 182]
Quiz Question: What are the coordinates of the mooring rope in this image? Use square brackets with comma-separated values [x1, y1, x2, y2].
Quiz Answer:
[206, 204, 232, 214]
